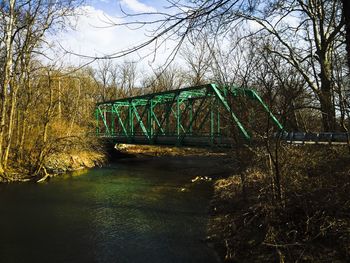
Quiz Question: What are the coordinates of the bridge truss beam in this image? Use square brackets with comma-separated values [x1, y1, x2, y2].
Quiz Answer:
[95, 84, 283, 147]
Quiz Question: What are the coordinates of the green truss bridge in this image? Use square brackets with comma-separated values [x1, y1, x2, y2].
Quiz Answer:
[95, 84, 283, 147]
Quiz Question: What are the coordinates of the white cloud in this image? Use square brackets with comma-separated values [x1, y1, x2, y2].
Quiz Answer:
[120, 0, 156, 13]
[46, 5, 173, 70]
[57, 6, 127, 57]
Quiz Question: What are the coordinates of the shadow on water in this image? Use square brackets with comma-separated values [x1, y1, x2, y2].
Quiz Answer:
[0, 156, 220, 263]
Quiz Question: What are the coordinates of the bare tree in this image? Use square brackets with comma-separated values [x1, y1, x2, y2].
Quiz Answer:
[118, 61, 138, 96]
[180, 38, 213, 85]
[0, 0, 80, 175]
[341, 0, 350, 70]
[96, 60, 113, 101]
[0, 0, 16, 174]
[141, 65, 185, 93]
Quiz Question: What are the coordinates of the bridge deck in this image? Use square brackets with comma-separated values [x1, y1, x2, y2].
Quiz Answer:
[100, 135, 237, 147]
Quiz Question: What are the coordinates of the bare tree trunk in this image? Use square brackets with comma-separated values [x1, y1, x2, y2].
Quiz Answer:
[18, 114, 28, 160]
[58, 79, 62, 119]
[3, 59, 24, 167]
[342, 0, 350, 70]
[15, 109, 20, 148]
[3, 83, 19, 167]
[0, 0, 16, 174]
[18, 59, 32, 160]
[319, 90, 336, 131]
[66, 78, 81, 136]
[36, 74, 54, 174]
[319, 53, 336, 131]
[266, 135, 282, 203]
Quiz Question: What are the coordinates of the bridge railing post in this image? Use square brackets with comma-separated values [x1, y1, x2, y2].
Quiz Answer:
[176, 94, 181, 145]
[210, 96, 214, 145]
[189, 99, 193, 136]
[148, 99, 154, 141]
[95, 109, 99, 136]
[129, 101, 134, 141]
[111, 105, 115, 136]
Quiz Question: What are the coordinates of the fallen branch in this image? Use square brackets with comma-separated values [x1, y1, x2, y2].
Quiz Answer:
[36, 166, 50, 183]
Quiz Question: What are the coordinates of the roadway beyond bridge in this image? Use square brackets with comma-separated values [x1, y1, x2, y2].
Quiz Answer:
[95, 84, 284, 147]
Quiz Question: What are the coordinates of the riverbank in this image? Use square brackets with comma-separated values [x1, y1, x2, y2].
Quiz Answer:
[0, 149, 108, 183]
[44, 150, 107, 174]
[207, 145, 350, 262]
[115, 143, 223, 157]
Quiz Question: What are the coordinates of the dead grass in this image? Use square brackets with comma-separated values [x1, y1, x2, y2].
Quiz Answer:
[209, 144, 350, 262]
[117, 144, 225, 156]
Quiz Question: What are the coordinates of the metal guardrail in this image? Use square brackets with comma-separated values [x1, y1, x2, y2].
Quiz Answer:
[275, 132, 350, 145]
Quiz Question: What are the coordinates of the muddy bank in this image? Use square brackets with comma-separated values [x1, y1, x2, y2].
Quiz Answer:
[0, 149, 109, 183]
[45, 150, 107, 174]
[116, 143, 222, 157]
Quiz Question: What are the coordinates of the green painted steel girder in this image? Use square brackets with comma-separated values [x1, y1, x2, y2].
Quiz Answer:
[95, 84, 284, 146]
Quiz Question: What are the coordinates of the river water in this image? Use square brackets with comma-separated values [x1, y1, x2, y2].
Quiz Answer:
[0, 156, 220, 263]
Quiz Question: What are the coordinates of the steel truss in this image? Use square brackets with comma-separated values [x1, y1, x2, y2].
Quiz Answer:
[95, 84, 283, 146]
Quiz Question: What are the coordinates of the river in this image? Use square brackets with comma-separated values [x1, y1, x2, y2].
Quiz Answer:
[0, 156, 220, 263]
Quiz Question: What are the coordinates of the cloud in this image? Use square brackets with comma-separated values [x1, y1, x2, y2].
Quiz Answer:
[120, 0, 156, 13]
[46, 5, 172, 69]
[61, 6, 125, 54]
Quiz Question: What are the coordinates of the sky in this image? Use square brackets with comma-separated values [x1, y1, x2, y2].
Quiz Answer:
[47, 0, 301, 75]
[51, 0, 176, 70]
